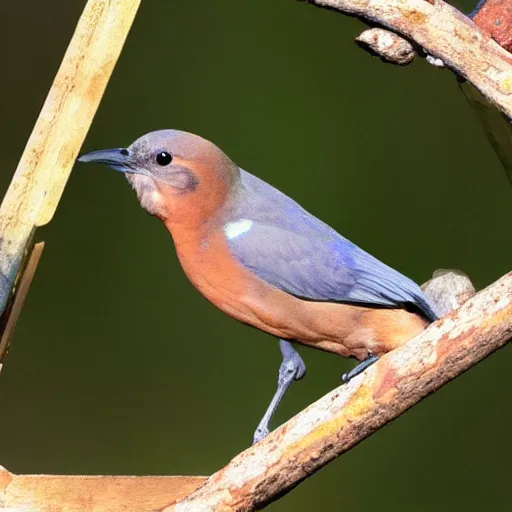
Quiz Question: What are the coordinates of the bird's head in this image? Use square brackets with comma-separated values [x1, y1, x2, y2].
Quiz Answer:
[78, 129, 240, 225]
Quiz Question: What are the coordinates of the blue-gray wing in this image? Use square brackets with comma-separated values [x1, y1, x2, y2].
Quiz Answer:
[225, 220, 437, 321]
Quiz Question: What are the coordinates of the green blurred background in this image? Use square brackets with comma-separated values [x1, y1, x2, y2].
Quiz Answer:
[1, 0, 511, 510]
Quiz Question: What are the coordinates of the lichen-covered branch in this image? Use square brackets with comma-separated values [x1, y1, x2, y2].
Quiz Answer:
[302, 0, 512, 120]
[166, 272, 512, 511]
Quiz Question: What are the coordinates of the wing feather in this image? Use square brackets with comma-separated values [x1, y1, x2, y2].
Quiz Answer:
[224, 171, 437, 321]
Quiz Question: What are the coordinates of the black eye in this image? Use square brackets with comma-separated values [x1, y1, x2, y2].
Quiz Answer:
[156, 151, 173, 166]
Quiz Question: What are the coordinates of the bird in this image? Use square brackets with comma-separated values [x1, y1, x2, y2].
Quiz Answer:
[78, 129, 438, 443]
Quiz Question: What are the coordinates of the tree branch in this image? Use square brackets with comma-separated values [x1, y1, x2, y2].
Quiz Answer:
[0, 0, 141, 324]
[0, 466, 206, 512]
[166, 272, 512, 511]
[301, 0, 512, 120]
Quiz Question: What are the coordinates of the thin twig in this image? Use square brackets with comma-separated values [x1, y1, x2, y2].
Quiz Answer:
[0, 242, 45, 371]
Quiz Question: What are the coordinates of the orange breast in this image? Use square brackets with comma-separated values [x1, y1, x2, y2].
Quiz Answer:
[167, 224, 429, 360]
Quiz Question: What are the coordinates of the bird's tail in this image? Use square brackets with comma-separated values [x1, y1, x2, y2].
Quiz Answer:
[418, 297, 439, 323]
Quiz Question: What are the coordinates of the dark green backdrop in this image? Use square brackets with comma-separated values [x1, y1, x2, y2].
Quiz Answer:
[1, 1, 510, 510]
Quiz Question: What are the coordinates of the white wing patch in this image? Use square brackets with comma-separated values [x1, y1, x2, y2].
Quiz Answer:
[224, 219, 253, 240]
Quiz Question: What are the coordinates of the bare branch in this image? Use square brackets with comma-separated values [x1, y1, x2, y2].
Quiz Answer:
[0, 466, 206, 512]
[166, 272, 512, 511]
[0, 243, 44, 372]
[0, 0, 141, 319]
[302, 0, 512, 120]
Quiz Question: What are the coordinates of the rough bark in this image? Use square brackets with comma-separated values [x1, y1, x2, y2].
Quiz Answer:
[166, 272, 512, 511]
[302, 0, 512, 120]
[0, 467, 206, 512]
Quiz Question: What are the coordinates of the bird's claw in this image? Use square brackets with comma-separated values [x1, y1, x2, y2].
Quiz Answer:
[342, 354, 379, 383]
[253, 426, 270, 444]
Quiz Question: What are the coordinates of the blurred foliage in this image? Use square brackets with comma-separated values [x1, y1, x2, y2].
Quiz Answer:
[0, 1, 510, 510]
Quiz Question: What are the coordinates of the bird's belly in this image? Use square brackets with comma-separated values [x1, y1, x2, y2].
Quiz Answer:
[183, 263, 427, 360]
[289, 301, 429, 360]
[173, 233, 428, 360]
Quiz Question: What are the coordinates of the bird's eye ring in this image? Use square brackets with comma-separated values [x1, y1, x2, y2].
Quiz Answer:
[155, 151, 173, 166]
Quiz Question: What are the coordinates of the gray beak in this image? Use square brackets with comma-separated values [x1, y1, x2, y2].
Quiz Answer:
[77, 148, 133, 173]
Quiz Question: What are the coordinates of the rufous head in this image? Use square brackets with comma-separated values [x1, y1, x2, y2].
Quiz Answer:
[78, 130, 240, 225]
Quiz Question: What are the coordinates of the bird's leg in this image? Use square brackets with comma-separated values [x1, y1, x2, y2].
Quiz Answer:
[341, 354, 379, 383]
[468, 0, 486, 18]
[253, 340, 306, 444]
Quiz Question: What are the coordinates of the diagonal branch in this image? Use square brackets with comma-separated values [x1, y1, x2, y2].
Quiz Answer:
[0, 0, 141, 335]
[302, 0, 512, 120]
[166, 272, 512, 511]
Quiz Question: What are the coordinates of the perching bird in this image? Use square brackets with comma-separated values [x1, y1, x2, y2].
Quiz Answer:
[78, 130, 438, 443]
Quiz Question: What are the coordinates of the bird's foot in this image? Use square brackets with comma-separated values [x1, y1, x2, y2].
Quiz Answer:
[341, 354, 379, 383]
[253, 425, 270, 443]
[253, 340, 306, 444]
